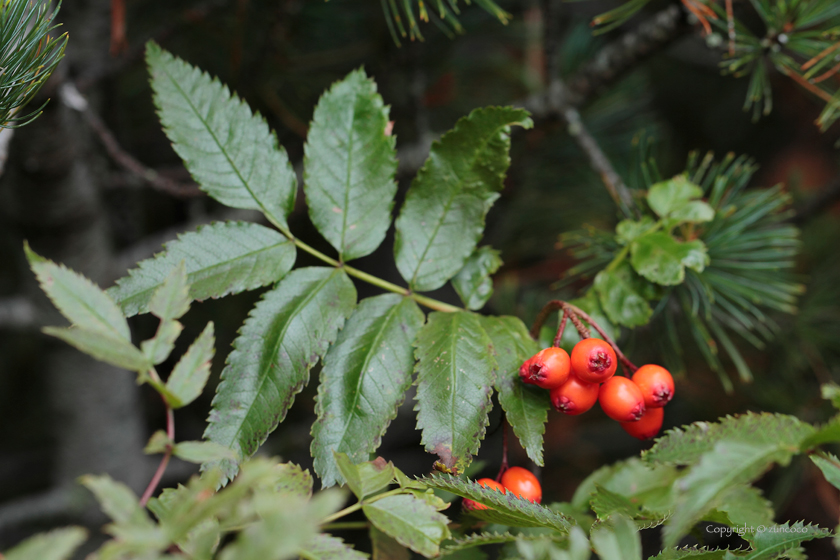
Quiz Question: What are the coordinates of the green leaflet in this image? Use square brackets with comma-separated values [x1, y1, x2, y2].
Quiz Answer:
[647, 176, 713, 224]
[274, 462, 314, 498]
[419, 475, 572, 532]
[363, 494, 451, 557]
[414, 311, 497, 473]
[662, 441, 796, 548]
[3, 528, 87, 560]
[26, 243, 131, 341]
[311, 294, 424, 487]
[810, 452, 840, 490]
[204, 267, 356, 482]
[298, 533, 368, 560]
[590, 515, 642, 560]
[630, 231, 708, 286]
[304, 68, 397, 262]
[643, 412, 815, 466]
[42, 326, 151, 373]
[109, 221, 296, 317]
[593, 263, 653, 327]
[148, 261, 191, 323]
[371, 527, 410, 560]
[164, 322, 215, 409]
[334, 454, 395, 499]
[481, 315, 548, 466]
[146, 43, 296, 233]
[394, 107, 532, 292]
[452, 246, 503, 310]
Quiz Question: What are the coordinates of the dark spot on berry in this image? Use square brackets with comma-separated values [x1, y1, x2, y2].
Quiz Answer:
[589, 351, 611, 372]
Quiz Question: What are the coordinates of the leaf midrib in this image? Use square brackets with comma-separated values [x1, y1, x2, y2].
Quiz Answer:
[229, 269, 340, 449]
[160, 62, 280, 226]
[332, 298, 405, 454]
[407, 128, 505, 288]
[121, 239, 292, 307]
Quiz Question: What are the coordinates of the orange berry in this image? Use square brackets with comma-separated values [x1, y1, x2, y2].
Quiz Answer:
[519, 347, 571, 389]
[500, 466, 542, 503]
[621, 406, 664, 440]
[549, 375, 600, 415]
[571, 338, 617, 384]
[599, 376, 645, 422]
[631, 364, 675, 408]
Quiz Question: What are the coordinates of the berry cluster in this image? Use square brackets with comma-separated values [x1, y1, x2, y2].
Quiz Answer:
[462, 467, 542, 511]
[519, 339, 674, 440]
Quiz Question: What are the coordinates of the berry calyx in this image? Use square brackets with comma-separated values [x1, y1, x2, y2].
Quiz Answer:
[570, 338, 617, 384]
[500, 466, 542, 503]
[631, 364, 675, 408]
[599, 376, 646, 422]
[462, 478, 505, 511]
[550, 375, 600, 415]
[621, 406, 664, 440]
[518, 347, 571, 389]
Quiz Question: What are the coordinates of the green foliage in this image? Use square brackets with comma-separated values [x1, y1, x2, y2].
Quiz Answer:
[414, 311, 497, 473]
[163, 322, 215, 409]
[204, 267, 356, 482]
[0, 0, 66, 128]
[2, 527, 87, 560]
[109, 221, 296, 317]
[379, 0, 511, 45]
[563, 153, 802, 387]
[590, 514, 642, 560]
[363, 494, 451, 557]
[304, 68, 397, 262]
[312, 295, 424, 487]
[146, 43, 297, 234]
[453, 246, 503, 311]
[394, 107, 532, 292]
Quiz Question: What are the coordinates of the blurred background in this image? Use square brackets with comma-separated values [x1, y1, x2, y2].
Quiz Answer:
[1, 0, 839, 556]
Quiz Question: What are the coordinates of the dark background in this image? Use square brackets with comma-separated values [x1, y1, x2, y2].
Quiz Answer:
[1, 0, 839, 556]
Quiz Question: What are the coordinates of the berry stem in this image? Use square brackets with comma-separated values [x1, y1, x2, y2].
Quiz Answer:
[496, 418, 509, 482]
[564, 302, 638, 373]
[552, 309, 569, 347]
[566, 310, 591, 339]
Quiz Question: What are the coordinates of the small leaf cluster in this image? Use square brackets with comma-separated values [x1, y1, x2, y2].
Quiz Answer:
[0, 0, 67, 128]
[562, 153, 802, 389]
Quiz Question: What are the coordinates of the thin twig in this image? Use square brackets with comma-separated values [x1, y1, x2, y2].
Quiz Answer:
[566, 310, 591, 339]
[139, 398, 175, 507]
[59, 83, 202, 198]
[552, 309, 568, 347]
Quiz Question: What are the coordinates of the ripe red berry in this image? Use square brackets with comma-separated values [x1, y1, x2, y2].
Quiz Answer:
[500, 466, 542, 503]
[519, 347, 571, 389]
[631, 364, 675, 408]
[462, 478, 505, 511]
[570, 338, 617, 384]
[549, 375, 599, 415]
[599, 376, 645, 422]
[621, 406, 664, 440]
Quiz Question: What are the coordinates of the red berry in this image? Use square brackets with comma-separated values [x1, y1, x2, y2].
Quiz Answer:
[631, 365, 675, 408]
[570, 338, 617, 384]
[462, 478, 505, 511]
[621, 406, 664, 440]
[519, 347, 571, 389]
[500, 466, 542, 503]
[549, 375, 600, 415]
[599, 376, 645, 422]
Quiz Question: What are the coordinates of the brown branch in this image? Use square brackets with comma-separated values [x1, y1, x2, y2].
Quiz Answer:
[59, 83, 202, 199]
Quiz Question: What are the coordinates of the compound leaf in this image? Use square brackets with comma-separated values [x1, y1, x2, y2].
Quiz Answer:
[481, 315, 548, 466]
[147, 43, 296, 232]
[109, 221, 296, 317]
[414, 311, 497, 473]
[312, 295, 424, 487]
[204, 267, 356, 482]
[304, 68, 397, 262]
[394, 107, 532, 292]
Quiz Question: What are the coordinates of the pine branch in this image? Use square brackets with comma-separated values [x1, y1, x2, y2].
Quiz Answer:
[565, 4, 688, 106]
